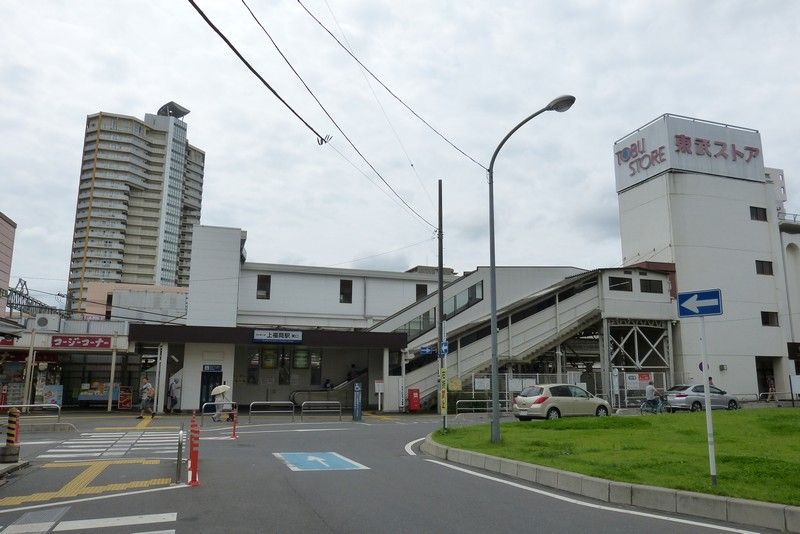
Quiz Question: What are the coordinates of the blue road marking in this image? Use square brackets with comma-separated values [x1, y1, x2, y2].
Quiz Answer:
[273, 452, 369, 471]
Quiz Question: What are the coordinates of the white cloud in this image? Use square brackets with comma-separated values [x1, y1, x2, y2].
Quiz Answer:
[1, 0, 798, 307]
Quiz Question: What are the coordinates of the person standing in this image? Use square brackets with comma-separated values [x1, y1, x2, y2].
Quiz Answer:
[138, 376, 154, 419]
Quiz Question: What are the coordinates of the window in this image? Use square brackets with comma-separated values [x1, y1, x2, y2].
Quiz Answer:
[640, 279, 663, 294]
[443, 281, 483, 319]
[339, 279, 353, 303]
[609, 276, 633, 292]
[549, 385, 572, 397]
[761, 311, 779, 327]
[755, 260, 774, 275]
[750, 206, 768, 221]
[416, 284, 428, 300]
[256, 274, 271, 300]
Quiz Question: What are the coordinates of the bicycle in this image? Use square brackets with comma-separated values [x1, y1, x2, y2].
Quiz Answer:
[640, 395, 670, 415]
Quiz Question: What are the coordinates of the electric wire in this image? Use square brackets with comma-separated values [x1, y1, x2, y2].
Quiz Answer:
[321, 0, 434, 209]
[240, 0, 436, 230]
[187, 0, 329, 144]
[325, 235, 436, 267]
[296, 0, 488, 171]
[27, 288, 188, 324]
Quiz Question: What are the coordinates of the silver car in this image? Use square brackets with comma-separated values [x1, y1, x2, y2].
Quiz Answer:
[666, 384, 739, 411]
[513, 384, 611, 420]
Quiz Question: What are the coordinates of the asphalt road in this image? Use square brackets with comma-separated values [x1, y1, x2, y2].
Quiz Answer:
[0, 413, 773, 533]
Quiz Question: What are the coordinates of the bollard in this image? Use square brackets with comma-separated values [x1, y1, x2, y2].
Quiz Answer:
[1, 408, 21, 463]
[187, 411, 200, 486]
[231, 411, 238, 440]
[7, 408, 19, 445]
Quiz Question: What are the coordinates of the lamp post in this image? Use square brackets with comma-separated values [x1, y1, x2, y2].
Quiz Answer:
[488, 95, 576, 443]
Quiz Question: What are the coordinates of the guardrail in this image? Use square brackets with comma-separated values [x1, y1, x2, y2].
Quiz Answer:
[249, 401, 295, 423]
[200, 402, 238, 427]
[0, 404, 61, 422]
[454, 399, 511, 415]
[300, 400, 341, 422]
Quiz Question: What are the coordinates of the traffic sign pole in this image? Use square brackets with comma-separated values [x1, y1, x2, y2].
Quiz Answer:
[699, 316, 718, 486]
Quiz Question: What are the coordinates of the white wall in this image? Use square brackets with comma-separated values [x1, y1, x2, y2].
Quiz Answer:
[619, 171, 790, 395]
[187, 226, 241, 327]
[181, 342, 235, 410]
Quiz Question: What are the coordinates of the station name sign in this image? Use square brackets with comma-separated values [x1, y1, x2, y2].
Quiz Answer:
[613, 115, 765, 192]
[253, 329, 303, 344]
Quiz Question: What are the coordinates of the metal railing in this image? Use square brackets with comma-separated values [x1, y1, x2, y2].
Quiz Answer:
[249, 401, 295, 423]
[300, 401, 341, 422]
[455, 399, 511, 415]
[200, 402, 238, 427]
[0, 404, 61, 422]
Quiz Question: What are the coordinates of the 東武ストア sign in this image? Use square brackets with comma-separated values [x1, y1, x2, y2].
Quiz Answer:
[253, 329, 303, 344]
[613, 114, 765, 192]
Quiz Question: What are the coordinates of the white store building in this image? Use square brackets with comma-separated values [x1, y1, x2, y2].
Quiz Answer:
[616, 114, 799, 397]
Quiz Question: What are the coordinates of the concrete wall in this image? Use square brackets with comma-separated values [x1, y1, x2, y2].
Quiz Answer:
[181, 342, 235, 411]
[187, 226, 242, 327]
[0, 211, 15, 317]
[619, 171, 791, 395]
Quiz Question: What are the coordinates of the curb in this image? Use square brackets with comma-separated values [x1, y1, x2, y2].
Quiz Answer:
[421, 434, 800, 533]
[0, 460, 30, 479]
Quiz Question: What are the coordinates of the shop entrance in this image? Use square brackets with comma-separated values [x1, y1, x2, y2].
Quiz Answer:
[200, 364, 223, 412]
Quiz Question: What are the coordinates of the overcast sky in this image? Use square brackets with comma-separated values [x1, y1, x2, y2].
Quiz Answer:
[2, 1, 799, 308]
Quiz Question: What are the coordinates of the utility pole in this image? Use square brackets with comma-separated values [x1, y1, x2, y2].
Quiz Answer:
[438, 179, 447, 430]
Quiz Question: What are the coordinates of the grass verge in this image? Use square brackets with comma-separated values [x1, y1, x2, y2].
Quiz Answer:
[433, 408, 800, 505]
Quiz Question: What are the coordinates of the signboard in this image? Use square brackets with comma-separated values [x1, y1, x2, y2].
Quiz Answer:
[439, 368, 447, 414]
[374, 380, 384, 394]
[0, 338, 13, 346]
[51, 335, 112, 349]
[614, 115, 764, 192]
[253, 330, 303, 344]
[78, 382, 120, 402]
[420, 346, 433, 356]
[203, 364, 223, 372]
[440, 340, 449, 356]
[678, 289, 723, 318]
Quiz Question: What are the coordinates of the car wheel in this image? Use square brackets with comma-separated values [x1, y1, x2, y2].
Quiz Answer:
[546, 407, 561, 420]
[596, 406, 609, 417]
[727, 399, 738, 410]
[691, 401, 703, 412]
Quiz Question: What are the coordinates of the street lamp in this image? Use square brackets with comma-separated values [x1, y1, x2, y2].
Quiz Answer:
[488, 95, 576, 443]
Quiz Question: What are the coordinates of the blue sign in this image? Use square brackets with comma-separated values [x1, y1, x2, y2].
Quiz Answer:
[273, 452, 369, 471]
[441, 340, 449, 356]
[677, 289, 723, 318]
[353, 383, 362, 422]
[420, 346, 433, 356]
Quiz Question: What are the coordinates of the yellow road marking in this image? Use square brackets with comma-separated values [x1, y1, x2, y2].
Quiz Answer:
[0, 459, 170, 506]
[95, 418, 180, 431]
[365, 414, 396, 421]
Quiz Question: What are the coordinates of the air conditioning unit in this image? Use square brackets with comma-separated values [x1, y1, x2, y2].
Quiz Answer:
[35, 314, 61, 332]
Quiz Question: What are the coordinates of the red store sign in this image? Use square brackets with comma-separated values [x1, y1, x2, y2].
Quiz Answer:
[0, 338, 14, 346]
[51, 335, 112, 349]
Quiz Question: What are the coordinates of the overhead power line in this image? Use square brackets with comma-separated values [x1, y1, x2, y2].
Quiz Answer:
[239, 0, 436, 230]
[296, 0, 488, 171]
[187, 0, 330, 144]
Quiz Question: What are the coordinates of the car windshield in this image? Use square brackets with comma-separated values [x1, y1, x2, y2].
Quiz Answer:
[519, 386, 543, 397]
[667, 385, 690, 392]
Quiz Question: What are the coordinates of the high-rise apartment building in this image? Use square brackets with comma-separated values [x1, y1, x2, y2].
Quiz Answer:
[67, 102, 204, 314]
[0, 211, 16, 317]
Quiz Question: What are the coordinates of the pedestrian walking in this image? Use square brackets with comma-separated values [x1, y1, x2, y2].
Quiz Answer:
[138, 376, 155, 419]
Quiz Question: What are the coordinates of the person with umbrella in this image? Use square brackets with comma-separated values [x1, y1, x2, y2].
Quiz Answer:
[210, 384, 231, 422]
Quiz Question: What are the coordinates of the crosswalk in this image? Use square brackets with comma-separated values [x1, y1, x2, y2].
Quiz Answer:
[0, 508, 177, 533]
[37, 432, 184, 460]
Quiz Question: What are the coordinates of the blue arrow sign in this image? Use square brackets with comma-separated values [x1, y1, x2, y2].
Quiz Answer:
[420, 346, 433, 356]
[273, 452, 369, 471]
[677, 289, 723, 318]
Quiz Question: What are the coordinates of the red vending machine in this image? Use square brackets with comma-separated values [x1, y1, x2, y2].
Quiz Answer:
[407, 388, 420, 412]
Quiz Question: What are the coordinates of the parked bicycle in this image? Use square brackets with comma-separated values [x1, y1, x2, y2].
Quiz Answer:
[640, 395, 670, 415]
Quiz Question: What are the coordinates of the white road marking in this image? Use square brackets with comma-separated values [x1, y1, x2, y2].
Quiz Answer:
[18, 441, 60, 446]
[52, 513, 177, 531]
[0, 485, 187, 515]
[37, 432, 183, 460]
[425, 460, 758, 534]
[234, 428, 346, 435]
[404, 437, 425, 456]
[131, 530, 175, 534]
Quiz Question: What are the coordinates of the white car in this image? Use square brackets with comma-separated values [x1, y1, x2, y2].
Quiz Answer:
[513, 384, 611, 420]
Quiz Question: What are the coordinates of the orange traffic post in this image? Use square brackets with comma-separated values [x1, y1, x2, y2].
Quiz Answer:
[6, 408, 20, 446]
[231, 411, 238, 440]
[188, 410, 200, 486]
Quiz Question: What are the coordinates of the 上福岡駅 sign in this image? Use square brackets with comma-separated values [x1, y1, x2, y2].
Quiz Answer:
[253, 330, 303, 344]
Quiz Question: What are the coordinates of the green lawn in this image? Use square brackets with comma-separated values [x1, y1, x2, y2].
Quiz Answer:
[433, 408, 800, 505]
